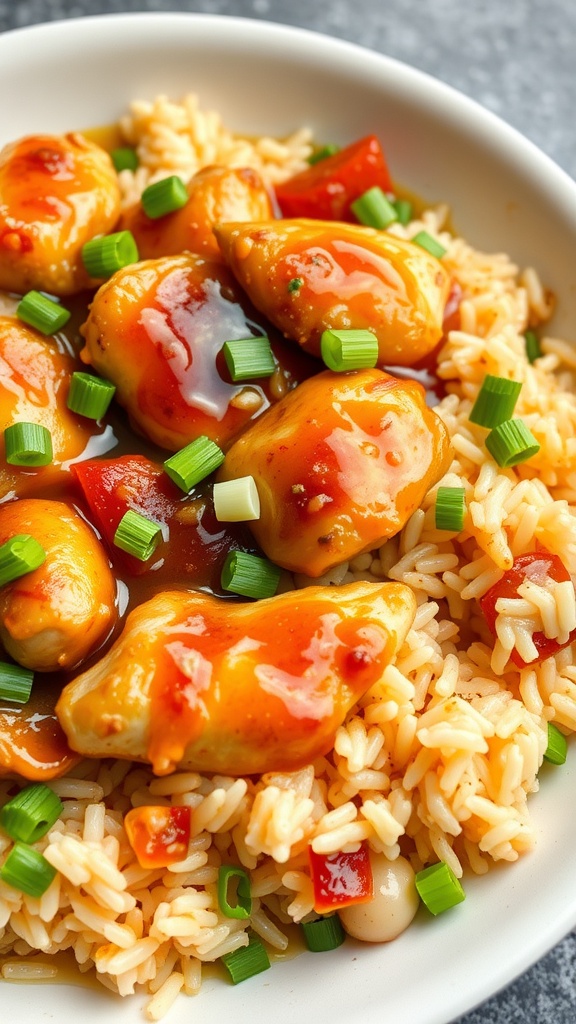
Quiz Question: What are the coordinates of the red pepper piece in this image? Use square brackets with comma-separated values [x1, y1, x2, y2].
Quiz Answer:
[308, 841, 374, 913]
[480, 549, 576, 666]
[124, 805, 191, 868]
[275, 135, 393, 221]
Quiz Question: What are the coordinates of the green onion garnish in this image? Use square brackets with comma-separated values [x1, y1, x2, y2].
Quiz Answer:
[111, 147, 139, 172]
[307, 144, 340, 165]
[222, 337, 276, 382]
[67, 372, 116, 420]
[16, 291, 71, 335]
[0, 841, 57, 898]
[485, 418, 540, 468]
[221, 550, 281, 600]
[434, 486, 466, 532]
[0, 661, 34, 704]
[287, 277, 304, 293]
[320, 328, 379, 372]
[141, 175, 189, 219]
[81, 230, 139, 278]
[0, 534, 46, 587]
[412, 230, 446, 259]
[393, 198, 413, 225]
[113, 509, 163, 561]
[4, 422, 53, 466]
[414, 861, 465, 916]
[0, 783, 63, 844]
[350, 186, 398, 229]
[301, 914, 345, 951]
[524, 330, 542, 364]
[543, 722, 568, 765]
[221, 932, 270, 984]
[213, 477, 261, 523]
[218, 864, 252, 920]
[164, 436, 225, 493]
[469, 375, 522, 428]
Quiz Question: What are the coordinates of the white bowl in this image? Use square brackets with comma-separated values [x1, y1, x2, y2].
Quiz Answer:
[1, 13, 576, 1024]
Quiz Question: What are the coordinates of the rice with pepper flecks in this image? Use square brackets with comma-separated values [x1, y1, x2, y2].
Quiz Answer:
[2, 93, 576, 1019]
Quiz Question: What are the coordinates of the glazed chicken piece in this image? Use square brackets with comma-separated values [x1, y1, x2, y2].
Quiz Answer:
[120, 165, 274, 261]
[0, 132, 120, 296]
[80, 252, 313, 452]
[0, 499, 117, 672]
[56, 581, 416, 776]
[215, 218, 451, 366]
[218, 368, 452, 577]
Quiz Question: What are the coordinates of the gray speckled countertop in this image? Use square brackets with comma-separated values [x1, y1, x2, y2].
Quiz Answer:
[1, 1, 576, 1022]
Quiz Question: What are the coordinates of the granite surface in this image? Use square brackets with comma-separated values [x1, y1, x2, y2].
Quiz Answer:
[1, 1, 576, 1022]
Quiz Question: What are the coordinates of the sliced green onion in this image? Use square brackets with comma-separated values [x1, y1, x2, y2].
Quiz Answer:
[164, 436, 225, 493]
[415, 861, 465, 916]
[469, 375, 522, 428]
[221, 932, 270, 984]
[0, 661, 34, 704]
[301, 914, 345, 952]
[287, 277, 304, 293]
[0, 534, 46, 587]
[222, 337, 276, 382]
[350, 186, 398, 229]
[543, 722, 568, 765]
[81, 230, 139, 278]
[213, 477, 260, 522]
[67, 372, 116, 420]
[435, 486, 466, 532]
[4, 422, 53, 466]
[221, 550, 281, 600]
[0, 842, 57, 898]
[307, 144, 340, 165]
[320, 328, 379, 372]
[218, 864, 252, 920]
[485, 418, 540, 468]
[393, 197, 413, 226]
[0, 783, 63, 844]
[111, 146, 139, 172]
[141, 175, 188, 219]
[411, 230, 446, 259]
[113, 509, 163, 561]
[524, 330, 542, 364]
[16, 291, 71, 335]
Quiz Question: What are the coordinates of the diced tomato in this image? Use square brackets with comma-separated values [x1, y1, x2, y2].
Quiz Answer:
[275, 135, 393, 221]
[480, 549, 576, 666]
[124, 805, 190, 868]
[308, 842, 374, 913]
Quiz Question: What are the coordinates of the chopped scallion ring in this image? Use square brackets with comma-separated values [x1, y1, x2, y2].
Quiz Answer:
[222, 336, 276, 382]
[81, 230, 139, 278]
[113, 509, 163, 561]
[415, 861, 465, 916]
[320, 328, 379, 372]
[485, 418, 540, 468]
[434, 486, 466, 532]
[67, 372, 116, 420]
[543, 722, 568, 765]
[221, 550, 281, 600]
[524, 330, 542, 364]
[411, 230, 446, 259]
[469, 374, 522, 428]
[0, 783, 63, 844]
[307, 144, 340, 165]
[213, 477, 261, 522]
[392, 197, 413, 225]
[350, 186, 398, 229]
[164, 436, 225, 493]
[0, 534, 46, 588]
[0, 842, 57, 898]
[4, 421, 53, 466]
[0, 661, 34, 704]
[221, 932, 270, 984]
[16, 291, 71, 335]
[301, 914, 345, 951]
[218, 864, 252, 919]
[287, 277, 304, 293]
[141, 175, 189, 219]
[111, 147, 139, 172]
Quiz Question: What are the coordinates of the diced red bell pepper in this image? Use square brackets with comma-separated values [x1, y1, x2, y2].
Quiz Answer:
[308, 842, 374, 913]
[124, 805, 190, 868]
[480, 549, 576, 666]
[275, 135, 393, 221]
